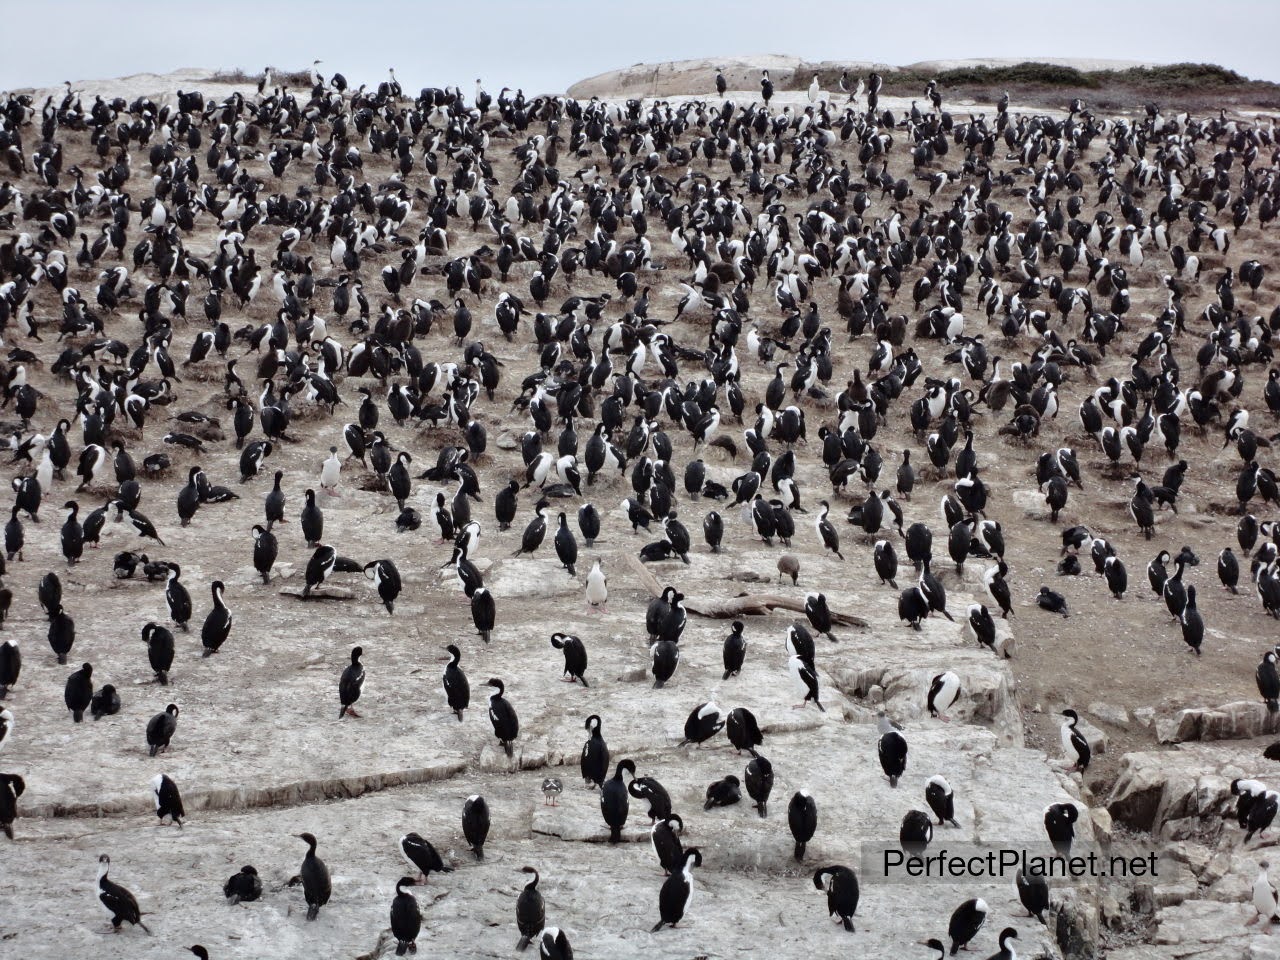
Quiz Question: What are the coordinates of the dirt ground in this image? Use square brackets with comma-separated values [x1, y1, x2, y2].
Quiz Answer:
[0, 67, 1276, 958]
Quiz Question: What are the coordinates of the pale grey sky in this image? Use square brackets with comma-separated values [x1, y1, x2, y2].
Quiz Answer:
[2, 0, 1277, 94]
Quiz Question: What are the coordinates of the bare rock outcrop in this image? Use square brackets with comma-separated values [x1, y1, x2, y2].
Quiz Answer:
[1105, 744, 1280, 956]
[1155, 701, 1280, 745]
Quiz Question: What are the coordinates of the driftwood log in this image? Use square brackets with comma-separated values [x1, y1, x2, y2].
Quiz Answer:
[279, 586, 355, 600]
[625, 555, 869, 628]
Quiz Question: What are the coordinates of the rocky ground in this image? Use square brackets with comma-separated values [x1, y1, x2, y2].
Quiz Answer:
[0, 60, 1277, 960]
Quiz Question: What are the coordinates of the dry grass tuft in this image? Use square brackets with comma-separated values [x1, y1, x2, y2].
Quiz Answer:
[203, 67, 316, 88]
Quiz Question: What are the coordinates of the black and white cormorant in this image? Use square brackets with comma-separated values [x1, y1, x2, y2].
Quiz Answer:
[651, 847, 702, 931]
[96, 854, 150, 933]
[338, 646, 365, 718]
[389, 877, 422, 956]
[601, 758, 636, 842]
[294, 832, 331, 920]
[462, 795, 489, 860]
[788, 790, 818, 860]
[516, 866, 545, 950]
[486, 678, 519, 756]
[443, 645, 469, 721]
[813, 865, 859, 931]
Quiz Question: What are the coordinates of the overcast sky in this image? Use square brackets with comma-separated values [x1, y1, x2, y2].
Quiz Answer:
[2, 0, 1277, 94]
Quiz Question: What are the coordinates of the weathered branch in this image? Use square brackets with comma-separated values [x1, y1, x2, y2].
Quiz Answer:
[625, 555, 868, 628]
[279, 586, 355, 600]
